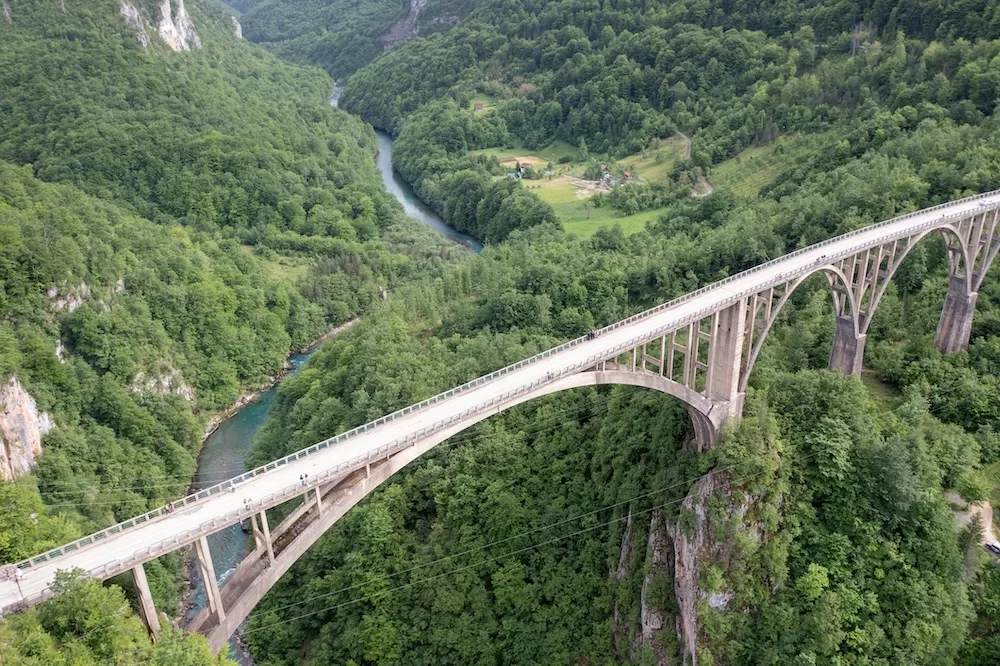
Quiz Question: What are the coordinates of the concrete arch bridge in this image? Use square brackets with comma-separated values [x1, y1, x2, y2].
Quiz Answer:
[2, 190, 999, 652]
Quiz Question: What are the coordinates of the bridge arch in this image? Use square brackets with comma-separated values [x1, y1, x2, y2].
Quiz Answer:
[857, 224, 973, 335]
[8, 191, 1000, 652]
[738, 263, 859, 391]
[189, 367, 728, 650]
[739, 222, 989, 384]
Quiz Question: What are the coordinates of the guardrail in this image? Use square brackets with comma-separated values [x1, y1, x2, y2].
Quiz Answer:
[11, 189, 1000, 581]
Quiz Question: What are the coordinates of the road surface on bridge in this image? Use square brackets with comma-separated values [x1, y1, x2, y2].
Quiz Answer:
[3, 191, 999, 612]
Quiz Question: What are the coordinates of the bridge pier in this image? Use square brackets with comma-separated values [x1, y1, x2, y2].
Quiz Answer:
[131, 563, 160, 641]
[195, 536, 225, 622]
[936, 275, 977, 354]
[701, 300, 747, 448]
[829, 315, 866, 375]
[255, 511, 275, 565]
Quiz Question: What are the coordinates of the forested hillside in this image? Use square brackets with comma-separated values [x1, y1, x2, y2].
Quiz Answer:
[233, 0, 1000, 664]
[5, 0, 1000, 663]
[336, 0, 1000, 242]
[0, 1, 459, 661]
[234, 0, 472, 78]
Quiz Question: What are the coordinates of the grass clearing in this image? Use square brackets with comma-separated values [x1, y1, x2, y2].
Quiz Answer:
[473, 140, 674, 237]
[711, 133, 833, 198]
[470, 92, 499, 112]
[527, 177, 665, 237]
[860, 370, 901, 408]
[241, 245, 311, 284]
[470, 140, 580, 167]
[613, 135, 688, 184]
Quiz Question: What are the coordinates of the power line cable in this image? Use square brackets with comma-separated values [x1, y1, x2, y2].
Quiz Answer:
[245, 441, 796, 635]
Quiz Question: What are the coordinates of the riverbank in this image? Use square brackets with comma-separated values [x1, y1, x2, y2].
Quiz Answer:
[331, 86, 484, 253]
[200, 318, 360, 441]
[177, 318, 361, 663]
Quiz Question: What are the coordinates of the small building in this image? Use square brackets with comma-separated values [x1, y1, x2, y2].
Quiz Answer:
[474, 103, 485, 112]
[623, 171, 632, 182]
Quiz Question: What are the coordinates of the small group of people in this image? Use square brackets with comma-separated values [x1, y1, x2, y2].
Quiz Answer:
[299, 473, 310, 486]
[586, 329, 601, 340]
[165, 503, 175, 514]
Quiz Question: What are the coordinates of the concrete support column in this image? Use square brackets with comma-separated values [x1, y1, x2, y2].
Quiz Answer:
[195, 536, 225, 622]
[829, 315, 866, 375]
[314, 486, 323, 513]
[131, 563, 160, 641]
[935, 275, 978, 354]
[258, 511, 275, 565]
[701, 300, 748, 449]
[707, 300, 747, 407]
[249, 516, 265, 553]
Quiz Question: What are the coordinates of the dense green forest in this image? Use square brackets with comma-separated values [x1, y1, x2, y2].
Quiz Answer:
[334, 0, 1000, 242]
[230, 0, 1000, 664]
[0, 1, 458, 662]
[5, 0, 1000, 664]
[235, 0, 473, 78]
[237, 0, 408, 76]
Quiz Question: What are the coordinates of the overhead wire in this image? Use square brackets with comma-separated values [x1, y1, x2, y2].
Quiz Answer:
[244, 440, 802, 635]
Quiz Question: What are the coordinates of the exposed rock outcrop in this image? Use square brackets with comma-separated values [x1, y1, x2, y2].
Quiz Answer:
[2, 2, 12, 25]
[231, 15, 242, 39]
[638, 510, 673, 664]
[131, 368, 194, 401]
[120, 1, 150, 48]
[121, 0, 200, 51]
[157, 0, 201, 52]
[0, 377, 55, 481]
[380, 0, 427, 48]
[47, 282, 90, 313]
[672, 469, 771, 665]
[610, 508, 635, 655]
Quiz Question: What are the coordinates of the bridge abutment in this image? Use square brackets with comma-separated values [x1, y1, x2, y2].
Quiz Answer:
[829, 315, 866, 375]
[935, 275, 977, 354]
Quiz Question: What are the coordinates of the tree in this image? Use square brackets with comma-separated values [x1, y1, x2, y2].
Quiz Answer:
[957, 472, 990, 507]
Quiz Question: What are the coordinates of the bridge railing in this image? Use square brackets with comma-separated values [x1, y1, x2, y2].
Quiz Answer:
[13, 190, 1000, 576]
[75, 323, 696, 590]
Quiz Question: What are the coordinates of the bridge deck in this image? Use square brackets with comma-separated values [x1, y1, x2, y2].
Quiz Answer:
[3, 191, 999, 611]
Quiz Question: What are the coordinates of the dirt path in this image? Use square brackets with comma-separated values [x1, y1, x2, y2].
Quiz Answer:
[693, 167, 714, 197]
[676, 131, 714, 197]
[948, 491, 997, 545]
[676, 130, 692, 158]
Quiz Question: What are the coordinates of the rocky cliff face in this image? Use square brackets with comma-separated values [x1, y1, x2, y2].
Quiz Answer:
[608, 466, 775, 665]
[46, 282, 90, 313]
[380, 0, 428, 48]
[120, 0, 201, 52]
[672, 469, 772, 665]
[639, 510, 674, 664]
[0, 377, 54, 481]
[130, 367, 194, 401]
[157, 0, 201, 51]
